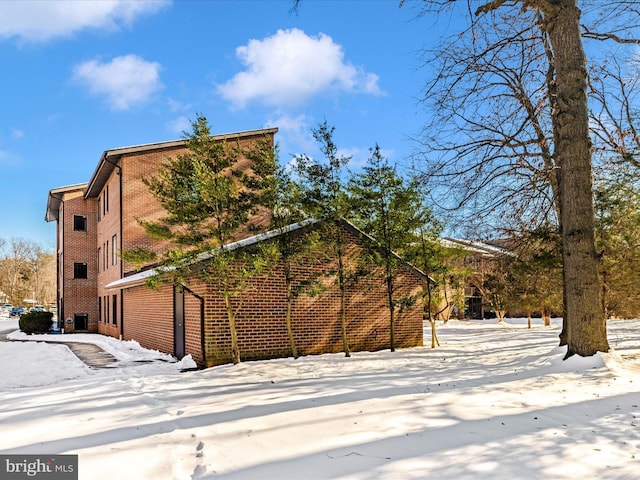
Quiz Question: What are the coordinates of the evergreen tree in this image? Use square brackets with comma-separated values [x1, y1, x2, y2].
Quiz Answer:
[349, 146, 427, 351]
[594, 164, 640, 318]
[268, 164, 326, 359]
[293, 122, 353, 357]
[125, 115, 277, 364]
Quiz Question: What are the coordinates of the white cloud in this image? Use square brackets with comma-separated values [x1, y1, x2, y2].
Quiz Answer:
[73, 54, 163, 110]
[10, 128, 24, 139]
[166, 116, 191, 135]
[0, 0, 170, 42]
[217, 28, 382, 109]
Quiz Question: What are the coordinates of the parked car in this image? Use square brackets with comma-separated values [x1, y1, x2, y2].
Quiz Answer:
[9, 307, 25, 317]
[29, 306, 46, 313]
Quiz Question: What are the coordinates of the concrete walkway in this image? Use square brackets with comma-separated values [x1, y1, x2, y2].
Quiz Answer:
[51, 339, 119, 368]
[0, 329, 118, 369]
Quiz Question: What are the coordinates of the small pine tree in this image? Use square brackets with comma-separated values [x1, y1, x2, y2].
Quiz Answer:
[268, 164, 328, 359]
[293, 122, 353, 357]
[349, 146, 427, 351]
[125, 115, 277, 364]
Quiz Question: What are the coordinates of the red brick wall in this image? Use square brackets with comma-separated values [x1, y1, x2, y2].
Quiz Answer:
[198, 226, 424, 366]
[59, 195, 98, 332]
[60, 193, 98, 332]
[96, 169, 123, 337]
[118, 223, 424, 367]
[122, 282, 174, 353]
[120, 145, 186, 274]
[119, 134, 273, 275]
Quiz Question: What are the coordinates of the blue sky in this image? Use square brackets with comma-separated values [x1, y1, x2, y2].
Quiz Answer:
[0, 0, 454, 247]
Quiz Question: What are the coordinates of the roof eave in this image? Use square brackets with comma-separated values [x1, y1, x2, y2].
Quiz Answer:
[45, 183, 89, 222]
[84, 128, 278, 199]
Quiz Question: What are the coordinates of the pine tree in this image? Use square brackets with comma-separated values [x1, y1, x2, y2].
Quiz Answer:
[349, 146, 427, 351]
[293, 122, 353, 357]
[594, 165, 640, 318]
[268, 164, 327, 359]
[125, 115, 277, 364]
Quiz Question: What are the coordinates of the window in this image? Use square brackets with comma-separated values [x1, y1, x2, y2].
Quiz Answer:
[97, 247, 101, 272]
[112, 294, 117, 326]
[73, 262, 87, 279]
[73, 215, 87, 232]
[105, 240, 109, 270]
[105, 185, 109, 214]
[112, 235, 117, 265]
[97, 198, 101, 222]
[98, 297, 102, 323]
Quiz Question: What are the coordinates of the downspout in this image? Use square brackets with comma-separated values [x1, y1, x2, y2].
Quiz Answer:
[118, 162, 124, 340]
[49, 191, 65, 329]
[183, 285, 206, 367]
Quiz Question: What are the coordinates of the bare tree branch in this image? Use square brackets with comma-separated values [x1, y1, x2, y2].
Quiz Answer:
[581, 25, 640, 43]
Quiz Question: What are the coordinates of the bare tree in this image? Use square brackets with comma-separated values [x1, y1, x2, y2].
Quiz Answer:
[408, 0, 638, 357]
[589, 56, 640, 171]
[0, 239, 54, 307]
[414, 15, 559, 232]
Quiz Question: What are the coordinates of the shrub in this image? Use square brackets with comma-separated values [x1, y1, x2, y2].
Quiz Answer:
[19, 311, 54, 335]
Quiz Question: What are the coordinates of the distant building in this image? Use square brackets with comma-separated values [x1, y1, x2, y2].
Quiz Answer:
[440, 238, 511, 320]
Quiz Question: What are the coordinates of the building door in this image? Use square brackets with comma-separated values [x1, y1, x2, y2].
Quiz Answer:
[74, 313, 88, 330]
[464, 286, 483, 319]
[174, 284, 186, 359]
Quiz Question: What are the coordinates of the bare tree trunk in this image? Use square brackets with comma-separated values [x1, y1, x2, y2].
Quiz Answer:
[386, 265, 396, 352]
[337, 245, 351, 358]
[496, 310, 506, 322]
[527, 312, 531, 329]
[224, 294, 241, 364]
[430, 319, 440, 348]
[285, 265, 299, 359]
[546, 1, 609, 357]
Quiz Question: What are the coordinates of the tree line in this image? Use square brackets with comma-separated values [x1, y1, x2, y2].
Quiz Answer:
[0, 238, 55, 308]
[397, 0, 639, 357]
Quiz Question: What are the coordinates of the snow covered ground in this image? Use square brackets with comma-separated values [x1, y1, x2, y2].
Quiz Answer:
[1, 315, 639, 479]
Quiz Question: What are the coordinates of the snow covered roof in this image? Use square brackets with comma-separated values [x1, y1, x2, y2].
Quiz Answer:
[105, 218, 320, 290]
[106, 217, 432, 290]
[441, 237, 514, 257]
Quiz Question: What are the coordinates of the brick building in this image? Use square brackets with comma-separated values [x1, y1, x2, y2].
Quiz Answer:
[46, 128, 426, 367]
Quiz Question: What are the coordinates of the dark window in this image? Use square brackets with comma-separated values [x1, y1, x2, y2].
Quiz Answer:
[74, 314, 88, 330]
[112, 235, 117, 265]
[73, 262, 88, 279]
[73, 215, 87, 232]
[112, 294, 117, 326]
[97, 198, 101, 222]
[97, 247, 101, 272]
[98, 297, 102, 323]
